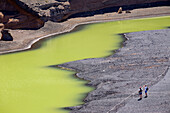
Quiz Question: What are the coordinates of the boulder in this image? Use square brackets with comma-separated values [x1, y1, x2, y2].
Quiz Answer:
[117, 7, 122, 14]
[0, 23, 4, 29]
[0, 12, 4, 19]
[1, 30, 13, 41]
[7, 18, 20, 23]
[126, 10, 131, 13]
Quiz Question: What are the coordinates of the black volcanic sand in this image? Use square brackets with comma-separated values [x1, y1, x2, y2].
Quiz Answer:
[58, 29, 170, 113]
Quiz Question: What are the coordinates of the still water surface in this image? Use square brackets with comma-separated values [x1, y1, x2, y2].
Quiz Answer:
[0, 16, 170, 113]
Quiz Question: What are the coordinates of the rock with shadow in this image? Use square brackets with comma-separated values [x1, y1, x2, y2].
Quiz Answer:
[1, 30, 13, 41]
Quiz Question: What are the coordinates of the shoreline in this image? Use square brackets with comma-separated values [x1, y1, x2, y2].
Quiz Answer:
[0, 6, 170, 113]
[59, 29, 170, 113]
[0, 6, 170, 54]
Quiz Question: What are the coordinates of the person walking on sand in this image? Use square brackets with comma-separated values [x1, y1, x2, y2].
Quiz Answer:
[144, 85, 149, 98]
[138, 86, 143, 101]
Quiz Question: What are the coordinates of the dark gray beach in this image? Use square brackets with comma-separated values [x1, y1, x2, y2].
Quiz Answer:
[58, 29, 170, 113]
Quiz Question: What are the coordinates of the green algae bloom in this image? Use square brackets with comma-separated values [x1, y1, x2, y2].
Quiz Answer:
[0, 16, 170, 113]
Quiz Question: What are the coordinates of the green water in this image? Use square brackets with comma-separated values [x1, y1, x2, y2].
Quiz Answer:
[0, 16, 170, 113]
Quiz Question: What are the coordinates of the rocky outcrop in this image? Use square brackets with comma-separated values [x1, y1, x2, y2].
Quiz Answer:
[0, 0, 45, 40]
[117, 7, 123, 14]
[0, 0, 169, 40]
[1, 29, 13, 41]
[0, 0, 44, 30]
[0, 0, 169, 28]
[13, 0, 70, 22]
[9, 0, 170, 22]
[70, 0, 169, 12]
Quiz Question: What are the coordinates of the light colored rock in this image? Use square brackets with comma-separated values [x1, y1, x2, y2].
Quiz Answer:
[0, 12, 4, 19]
[0, 23, 4, 29]
[58, 5, 65, 10]
[117, 7, 122, 14]
[7, 18, 19, 23]
[63, 1, 70, 6]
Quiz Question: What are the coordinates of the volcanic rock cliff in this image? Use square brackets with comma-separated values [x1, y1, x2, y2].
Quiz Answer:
[0, 0, 44, 30]
[12, 0, 170, 22]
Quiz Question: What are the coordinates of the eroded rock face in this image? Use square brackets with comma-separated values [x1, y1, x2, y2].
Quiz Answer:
[14, 0, 70, 21]
[70, 0, 168, 12]
[70, 0, 169, 17]
[11, 0, 169, 22]
[0, 0, 169, 30]
[0, 0, 44, 30]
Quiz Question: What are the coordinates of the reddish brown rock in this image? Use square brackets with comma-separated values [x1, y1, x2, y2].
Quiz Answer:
[0, 0, 44, 30]
[11, 0, 169, 22]
[0, 12, 4, 19]
[0, 23, 4, 29]
[117, 7, 123, 14]
[69, 0, 169, 14]
[0, 0, 169, 29]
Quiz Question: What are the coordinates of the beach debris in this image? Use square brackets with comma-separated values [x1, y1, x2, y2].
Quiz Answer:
[117, 7, 122, 14]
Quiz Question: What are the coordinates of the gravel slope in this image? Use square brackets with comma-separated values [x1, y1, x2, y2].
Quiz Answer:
[117, 67, 170, 113]
[58, 29, 170, 113]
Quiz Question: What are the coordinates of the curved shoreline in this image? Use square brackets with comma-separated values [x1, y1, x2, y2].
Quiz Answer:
[0, 6, 170, 113]
[0, 6, 170, 54]
[59, 29, 170, 113]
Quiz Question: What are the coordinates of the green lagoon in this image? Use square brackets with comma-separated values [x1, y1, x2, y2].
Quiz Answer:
[0, 16, 170, 113]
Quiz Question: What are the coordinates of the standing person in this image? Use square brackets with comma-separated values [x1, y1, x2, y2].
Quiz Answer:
[138, 86, 143, 101]
[144, 85, 148, 98]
